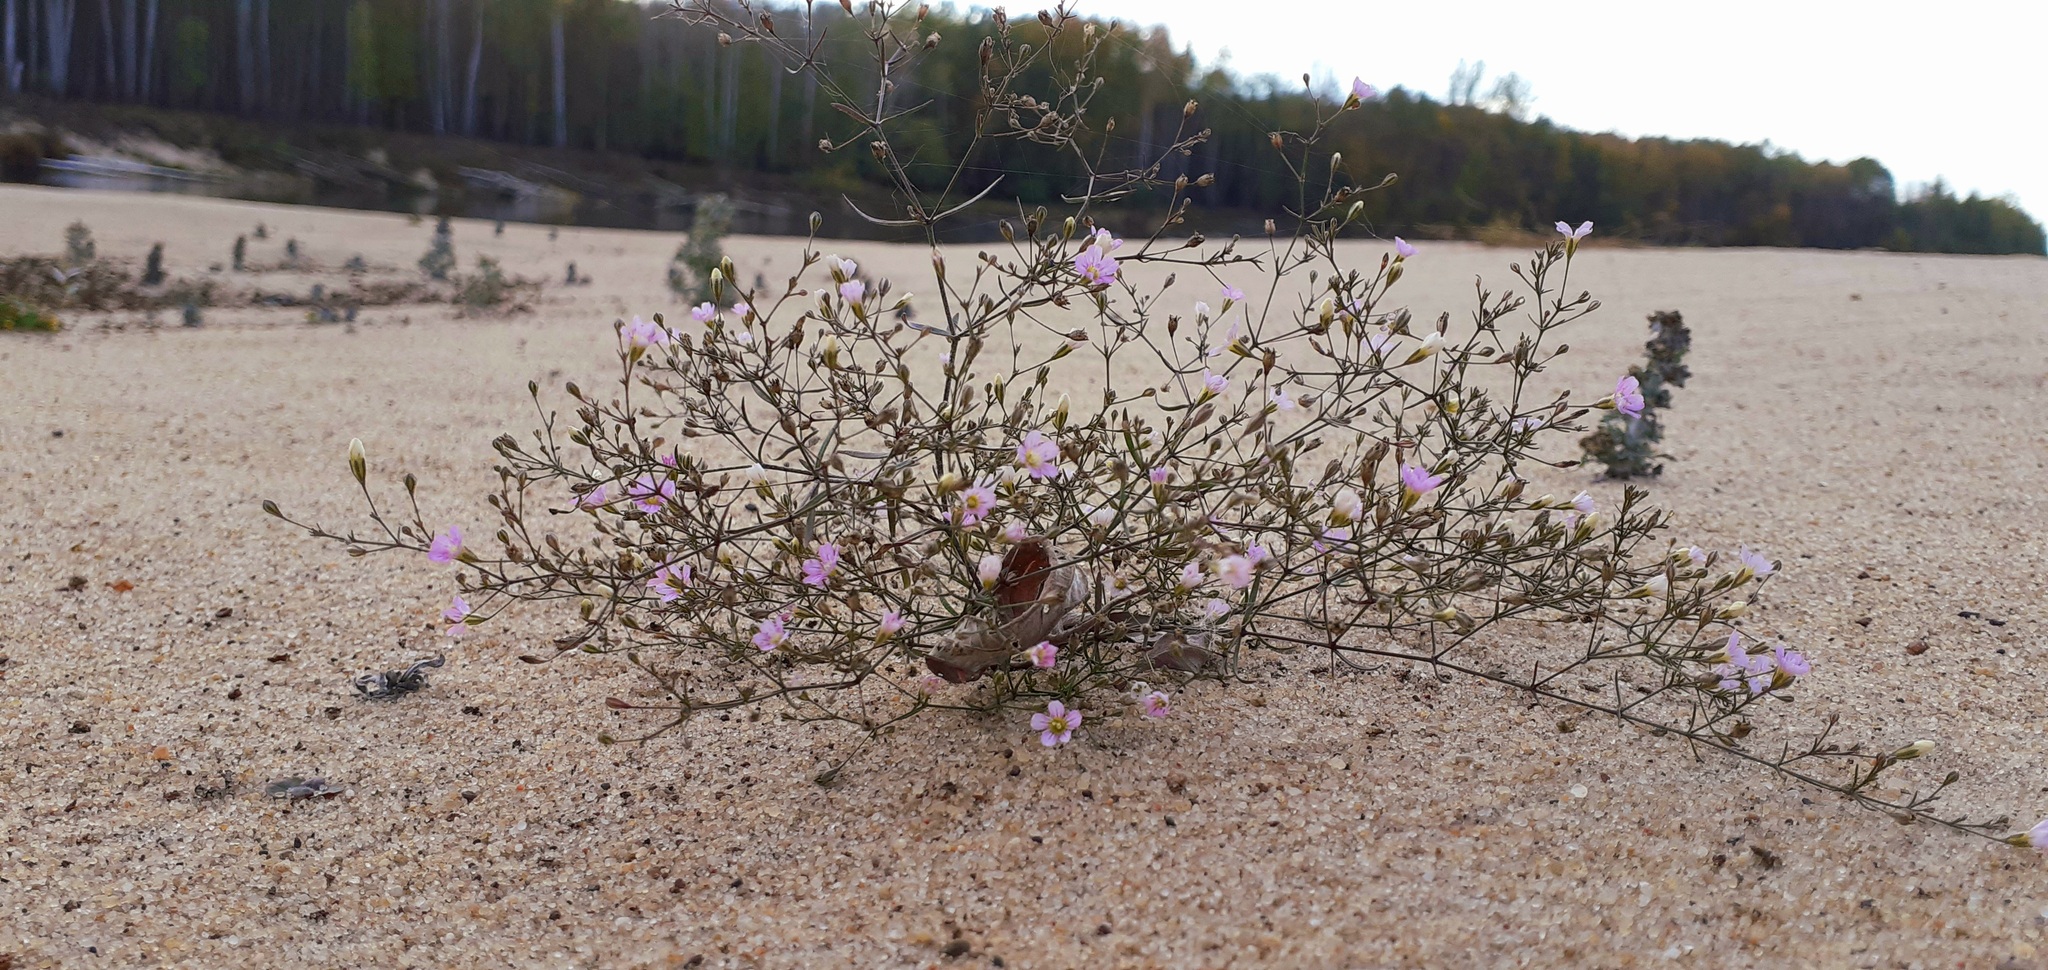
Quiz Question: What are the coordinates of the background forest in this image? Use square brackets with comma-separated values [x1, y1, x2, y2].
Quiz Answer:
[2, 0, 2041, 254]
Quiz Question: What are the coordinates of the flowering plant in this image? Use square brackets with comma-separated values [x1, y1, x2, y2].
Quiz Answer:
[268, 1, 2039, 848]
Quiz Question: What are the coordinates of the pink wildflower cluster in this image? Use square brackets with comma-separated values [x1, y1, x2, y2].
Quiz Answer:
[1715, 632, 1811, 696]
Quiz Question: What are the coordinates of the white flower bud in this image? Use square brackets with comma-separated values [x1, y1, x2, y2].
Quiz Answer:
[1892, 740, 1935, 761]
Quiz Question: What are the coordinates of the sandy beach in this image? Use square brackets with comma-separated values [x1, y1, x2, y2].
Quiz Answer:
[4, 183, 2047, 968]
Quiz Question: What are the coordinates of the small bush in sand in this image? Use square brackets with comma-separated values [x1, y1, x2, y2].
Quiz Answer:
[273, 2, 2042, 849]
[64, 221, 96, 267]
[1580, 310, 1692, 478]
[142, 243, 167, 287]
[1, 296, 61, 332]
[668, 194, 733, 304]
[233, 235, 247, 272]
[419, 216, 457, 281]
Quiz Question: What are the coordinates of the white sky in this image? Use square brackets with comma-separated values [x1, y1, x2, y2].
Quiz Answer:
[1081, 0, 2047, 223]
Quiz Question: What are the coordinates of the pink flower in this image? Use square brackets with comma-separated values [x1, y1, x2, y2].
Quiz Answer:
[1738, 546, 1775, 578]
[1220, 283, 1245, 302]
[839, 279, 865, 302]
[1203, 597, 1231, 620]
[1025, 641, 1058, 669]
[2029, 818, 2048, 854]
[428, 526, 464, 563]
[1139, 691, 1171, 718]
[1564, 497, 1597, 527]
[752, 613, 790, 653]
[1074, 246, 1119, 285]
[691, 302, 717, 323]
[1247, 544, 1271, 567]
[1399, 463, 1446, 496]
[1193, 300, 1211, 318]
[958, 476, 998, 526]
[1315, 526, 1353, 552]
[1215, 554, 1254, 589]
[731, 301, 751, 318]
[628, 474, 675, 513]
[1001, 522, 1029, 544]
[1556, 220, 1593, 240]
[576, 484, 610, 509]
[1030, 700, 1082, 747]
[1014, 430, 1062, 479]
[649, 562, 693, 603]
[1686, 545, 1709, 565]
[1148, 466, 1172, 485]
[1393, 236, 1416, 258]
[878, 610, 906, 638]
[442, 594, 472, 637]
[978, 553, 1003, 588]
[1772, 642, 1811, 678]
[1349, 77, 1377, 102]
[1614, 375, 1645, 418]
[1202, 371, 1229, 394]
[1364, 329, 1400, 360]
[622, 316, 668, 349]
[1270, 387, 1298, 412]
[801, 542, 842, 588]
[1178, 561, 1206, 591]
[832, 256, 858, 279]
[1717, 631, 1774, 694]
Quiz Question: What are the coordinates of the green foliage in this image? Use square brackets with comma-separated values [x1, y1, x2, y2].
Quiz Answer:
[171, 17, 212, 103]
[419, 217, 456, 281]
[0, 297, 62, 333]
[455, 255, 512, 310]
[1581, 311, 1693, 479]
[668, 195, 732, 303]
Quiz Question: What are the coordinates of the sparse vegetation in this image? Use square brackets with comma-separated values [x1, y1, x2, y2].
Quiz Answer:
[0, 296, 61, 332]
[64, 222, 97, 267]
[419, 217, 457, 281]
[1581, 311, 1693, 478]
[668, 194, 731, 303]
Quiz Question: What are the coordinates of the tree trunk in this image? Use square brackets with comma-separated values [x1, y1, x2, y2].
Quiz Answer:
[460, 1, 481, 136]
[136, 0, 151, 101]
[234, 0, 252, 111]
[95, 0, 113, 94]
[255, 0, 269, 112]
[4, 0, 18, 94]
[42, 0, 74, 96]
[120, 0, 133, 98]
[549, 5, 566, 148]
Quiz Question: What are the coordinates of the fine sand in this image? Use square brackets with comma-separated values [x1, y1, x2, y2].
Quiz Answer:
[4, 183, 2047, 968]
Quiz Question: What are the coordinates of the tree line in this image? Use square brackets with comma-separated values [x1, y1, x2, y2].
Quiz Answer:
[2, 0, 2040, 255]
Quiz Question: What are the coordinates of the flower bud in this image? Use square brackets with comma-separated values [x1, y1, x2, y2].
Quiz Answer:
[1052, 393, 1070, 429]
[1715, 601, 1749, 620]
[1062, 217, 1076, 240]
[821, 334, 842, 369]
[1625, 575, 1670, 599]
[1401, 331, 1443, 365]
[347, 437, 367, 485]
[1891, 740, 1934, 761]
[1316, 296, 1336, 330]
[978, 553, 1003, 589]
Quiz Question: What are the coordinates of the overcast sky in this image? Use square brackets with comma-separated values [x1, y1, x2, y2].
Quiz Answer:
[1081, 0, 2046, 222]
